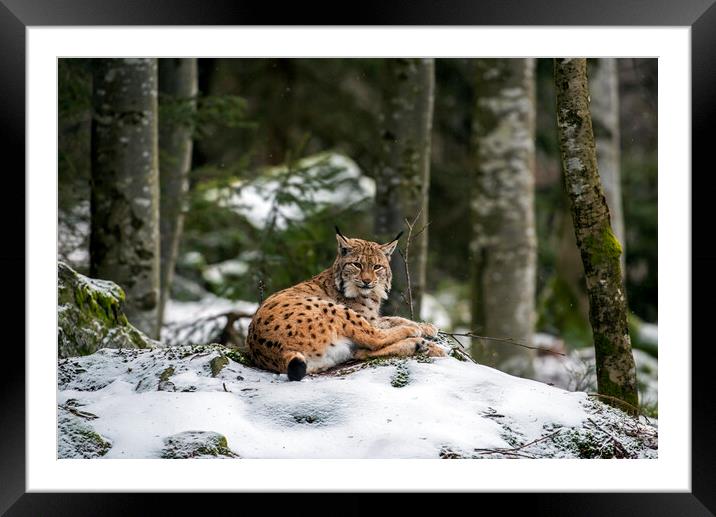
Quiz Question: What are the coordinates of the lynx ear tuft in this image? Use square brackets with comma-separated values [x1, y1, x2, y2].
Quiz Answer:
[380, 232, 402, 257]
[335, 226, 351, 256]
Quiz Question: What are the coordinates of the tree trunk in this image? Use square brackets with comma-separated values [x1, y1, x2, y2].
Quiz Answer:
[374, 58, 435, 319]
[90, 58, 160, 339]
[158, 58, 198, 327]
[554, 58, 638, 411]
[589, 58, 625, 275]
[470, 59, 538, 377]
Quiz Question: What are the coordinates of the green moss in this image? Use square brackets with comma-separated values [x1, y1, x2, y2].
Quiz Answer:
[159, 367, 175, 382]
[225, 349, 254, 367]
[551, 428, 612, 458]
[449, 349, 468, 361]
[161, 431, 237, 459]
[390, 363, 410, 388]
[77, 429, 112, 457]
[583, 225, 622, 266]
[209, 355, 229, 377]
[58, 262, 155, 357]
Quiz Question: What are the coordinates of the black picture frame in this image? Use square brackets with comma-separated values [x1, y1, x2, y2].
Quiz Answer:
[2, 1, 712, 515]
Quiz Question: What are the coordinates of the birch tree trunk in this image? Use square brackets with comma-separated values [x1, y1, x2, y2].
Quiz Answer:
[158, 58, 197, 327]
[589, 58, 625, 275]
[90, 58, 161, 339]
[554, 58, 638, 410]
[470, 59, 537, 377]
[374, 58, 435, 319]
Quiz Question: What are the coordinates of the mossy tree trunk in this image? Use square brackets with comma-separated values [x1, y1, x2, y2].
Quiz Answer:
[589, 58, 625, 276]
[469, 59, 538, 377]
[158, 58, 198, 327]
[374, 58, 435, 319]
[554, 58, 638, 411]
[90, 58, 161, 339]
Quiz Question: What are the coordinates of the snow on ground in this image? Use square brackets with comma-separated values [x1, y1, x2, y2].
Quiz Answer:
[203, 152, 375, 230]
[58, 343, 657, 459]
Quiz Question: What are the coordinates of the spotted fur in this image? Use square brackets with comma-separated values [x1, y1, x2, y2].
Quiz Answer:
[246, 229, 445, 380]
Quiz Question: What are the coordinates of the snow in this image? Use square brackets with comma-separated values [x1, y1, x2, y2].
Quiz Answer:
[419, 293, 452, 329]
[639, 322, 658, 345]
[58, 344, 657, 459]
[202, 259, 250, 286]
[203, 152, 375, 230]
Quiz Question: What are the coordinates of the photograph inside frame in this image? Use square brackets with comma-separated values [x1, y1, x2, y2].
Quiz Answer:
[56, 57, 657, 459]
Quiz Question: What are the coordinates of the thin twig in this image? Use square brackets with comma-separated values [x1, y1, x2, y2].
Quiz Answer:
[402, 209, 420, 319]
[439, 330, 566, 357]
[399, 207, 430, 320]
[257, 279, 265, 305]
[59, 404, 99, 420]
[586, 393, 650, 422]
[473, 428, 565, 458]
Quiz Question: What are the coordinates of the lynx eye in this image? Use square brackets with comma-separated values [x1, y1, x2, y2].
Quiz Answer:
[373, 264, 383, 270]
[351, 262, 362, 270]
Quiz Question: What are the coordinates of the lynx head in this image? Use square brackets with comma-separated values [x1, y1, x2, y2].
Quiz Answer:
[332, 226, 401, 300]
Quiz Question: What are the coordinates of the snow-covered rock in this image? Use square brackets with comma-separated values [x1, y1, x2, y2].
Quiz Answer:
[58, 262, 157, 358]
[57, 342, 658, 459]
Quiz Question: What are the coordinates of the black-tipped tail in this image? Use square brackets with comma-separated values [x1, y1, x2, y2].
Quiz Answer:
[287, 357, 307, 381]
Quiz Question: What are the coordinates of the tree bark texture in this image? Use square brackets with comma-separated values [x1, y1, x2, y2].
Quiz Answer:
[158, 58, 198, 327]
[470, 58, 538, 377]
[374, 58, 435, 319]
[589, 58, 625, 275]
[90, 58, 161, 339]
[554, 58, 638, 410]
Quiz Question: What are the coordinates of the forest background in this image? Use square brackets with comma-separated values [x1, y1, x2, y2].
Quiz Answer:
[57, 58, 657, 413]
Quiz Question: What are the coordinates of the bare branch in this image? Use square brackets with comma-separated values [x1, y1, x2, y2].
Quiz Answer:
[439, 330, 566, 357]
[399, 208, 429, 320]
[586, 393, 651, 424]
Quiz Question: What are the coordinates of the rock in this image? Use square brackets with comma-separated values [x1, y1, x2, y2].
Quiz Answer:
[58, 262, 157, 358]
[161, 431, 238, 459]
[209, 355, 229, 377]
[58, 404, 112, 458]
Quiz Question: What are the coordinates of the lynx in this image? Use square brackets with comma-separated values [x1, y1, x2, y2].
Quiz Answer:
[246, 228, 446, 381]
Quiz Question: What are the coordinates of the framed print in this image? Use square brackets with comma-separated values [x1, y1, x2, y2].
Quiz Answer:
[2, 0, 714, 514]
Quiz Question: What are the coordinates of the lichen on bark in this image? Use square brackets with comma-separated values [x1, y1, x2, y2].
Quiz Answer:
[554, 58, 638, 411]
[470, 59, 538, 376]
[90, 58, 161, 338]
[374, 58, 435, 318]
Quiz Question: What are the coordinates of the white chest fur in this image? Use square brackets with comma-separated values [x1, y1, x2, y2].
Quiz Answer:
[306, 337, 356, 373]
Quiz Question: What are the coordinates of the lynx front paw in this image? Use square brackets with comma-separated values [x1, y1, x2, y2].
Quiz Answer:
[426, 343, 448, 357]
[414, 339, 446, 356]
[418, 323, 439, 338]
[400, 325, 423, 339]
